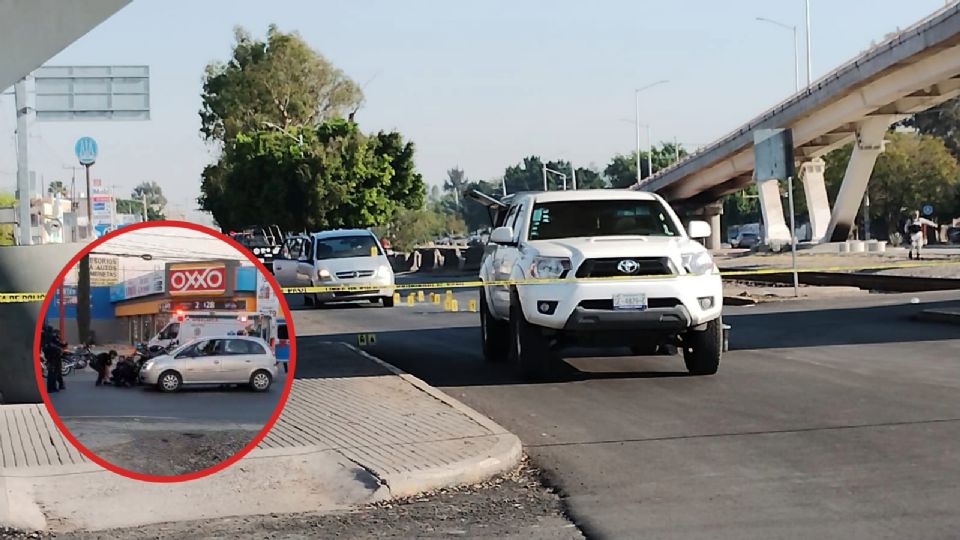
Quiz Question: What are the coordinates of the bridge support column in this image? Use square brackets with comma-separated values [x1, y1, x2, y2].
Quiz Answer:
[702, 202, 723, 251]
[799, 158, 830, 243]
[756, 178, 791, 245]
[824, 116, 890, 242]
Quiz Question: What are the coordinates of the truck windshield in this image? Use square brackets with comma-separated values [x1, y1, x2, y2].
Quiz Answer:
[528, 199, 680, 240]
[315, 235, 382, 259]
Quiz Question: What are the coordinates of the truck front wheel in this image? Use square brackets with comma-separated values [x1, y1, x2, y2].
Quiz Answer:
[509, 292, 551, 380]
[682, 318, 722, 375]
[480, 290, 508, 363]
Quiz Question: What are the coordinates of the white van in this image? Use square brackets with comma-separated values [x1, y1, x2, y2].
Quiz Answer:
[274, 229, 396, 307]
[148, 315, 251, 349]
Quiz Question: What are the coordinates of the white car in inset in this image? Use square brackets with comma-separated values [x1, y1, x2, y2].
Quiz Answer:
[273, 229, 396, 307]
[473, 189, 724, 379]
[139, 336, 279, 392]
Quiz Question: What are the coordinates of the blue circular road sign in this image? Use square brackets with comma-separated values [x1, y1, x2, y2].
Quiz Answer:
[922, 204, 934, 216]
[74, 136, 98, 165]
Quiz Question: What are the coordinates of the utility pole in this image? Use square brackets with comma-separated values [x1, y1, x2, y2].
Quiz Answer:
[571, 162, 577, 190]
[805, 0, 813, 87]
[142, 193, 149, 222]
[77, 254, 91, 344]
[84, 164, 93, 238]
[647, 125, 653, 180]
[862, 192, 871, 240]
[15, 78, 31, 245]
[542, 163, 548, 191]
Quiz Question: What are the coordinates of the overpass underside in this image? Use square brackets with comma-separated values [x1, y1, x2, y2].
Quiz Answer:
[639, 5, 960, 245]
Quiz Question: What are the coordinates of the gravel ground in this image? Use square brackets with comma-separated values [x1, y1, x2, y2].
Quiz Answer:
[85, 428, 259, 476]
[2, 461, 583, 540]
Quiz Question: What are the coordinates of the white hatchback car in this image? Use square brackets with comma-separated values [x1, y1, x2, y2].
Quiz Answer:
[139, 336, 279, 393]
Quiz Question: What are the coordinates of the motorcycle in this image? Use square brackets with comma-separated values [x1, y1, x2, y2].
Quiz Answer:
[63, 345, 92, 370]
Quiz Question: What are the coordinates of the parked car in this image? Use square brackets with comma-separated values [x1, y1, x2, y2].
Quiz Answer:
[947, 226, 960, 244]
[273, 229, 396, 307]
[472, 189, 724, 380]
[139, 336, 279, 393]
[733, 231, 759, 249]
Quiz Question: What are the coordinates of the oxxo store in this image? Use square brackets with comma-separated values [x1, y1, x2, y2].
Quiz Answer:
[110, 260, 264, 344]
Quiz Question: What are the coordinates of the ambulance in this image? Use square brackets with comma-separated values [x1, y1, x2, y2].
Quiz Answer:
[147, 310, 256, 349]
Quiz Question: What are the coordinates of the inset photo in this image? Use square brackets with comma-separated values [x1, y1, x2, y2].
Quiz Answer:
[35, 221, 295, 480]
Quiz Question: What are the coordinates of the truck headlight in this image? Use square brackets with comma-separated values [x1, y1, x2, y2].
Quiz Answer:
[530, 257, 571, 279]
[681, 251, 717, 275]
[318, 268, 332, 281]
[377, 265, 393, 278]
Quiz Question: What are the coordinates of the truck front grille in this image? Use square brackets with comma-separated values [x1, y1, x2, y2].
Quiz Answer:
[575, 257, 674, 278]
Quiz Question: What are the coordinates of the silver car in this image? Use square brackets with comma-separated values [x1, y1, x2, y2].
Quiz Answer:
[139, 336, 279, 393]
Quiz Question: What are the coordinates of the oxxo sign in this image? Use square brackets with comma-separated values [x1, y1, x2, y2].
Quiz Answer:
[166, 261, 234, 297]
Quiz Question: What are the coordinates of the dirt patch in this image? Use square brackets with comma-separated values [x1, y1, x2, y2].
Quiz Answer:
[16, 461, 583, 539]
[93, 429, 259, 475]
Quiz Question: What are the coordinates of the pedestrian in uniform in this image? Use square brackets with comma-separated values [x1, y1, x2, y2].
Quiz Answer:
[43, 342, 64, 393]
[904, 210, 937, 260]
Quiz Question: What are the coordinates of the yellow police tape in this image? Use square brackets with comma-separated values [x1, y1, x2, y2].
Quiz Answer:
[2, 259, 959, 303]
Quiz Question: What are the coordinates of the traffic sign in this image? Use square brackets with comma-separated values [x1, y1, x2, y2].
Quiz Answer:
[922, 204, 934, 216]
[74, 136, 98, 165]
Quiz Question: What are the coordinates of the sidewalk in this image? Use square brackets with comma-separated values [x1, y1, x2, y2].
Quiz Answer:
[0, 343, 521, 533]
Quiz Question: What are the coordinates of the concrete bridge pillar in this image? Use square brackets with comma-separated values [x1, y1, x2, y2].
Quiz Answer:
[799, 158, 831, 243]
[756, 178, 791, 245]
[824, 116, 891, 242]
[700, 202, 723, 251]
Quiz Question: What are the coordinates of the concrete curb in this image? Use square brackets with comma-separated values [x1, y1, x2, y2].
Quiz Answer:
[912, 309, 960, 325]
[0, 445, 389, 532]
[341, 342, 523, 497]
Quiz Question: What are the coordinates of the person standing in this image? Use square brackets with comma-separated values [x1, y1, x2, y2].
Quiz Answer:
[904, 210, 937, 260]
[43, 341, 64, 393]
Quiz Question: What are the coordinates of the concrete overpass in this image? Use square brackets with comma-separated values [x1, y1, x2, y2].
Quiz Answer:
[0, 0, 130, 404]
[637, 3, 960, 246]
[0, 0, 130, 91]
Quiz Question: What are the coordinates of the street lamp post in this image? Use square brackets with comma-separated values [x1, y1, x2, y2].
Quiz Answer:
[756, 17, 800, 92]
[634, 80, 669, 183]
[805, 0, 813, 87]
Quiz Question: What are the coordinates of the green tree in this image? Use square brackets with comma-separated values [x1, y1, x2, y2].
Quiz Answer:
[200, 25, 362, 144]
[501, 156, 602, 193]
[116, 199, 143, 217]
[0, 191, 15, 246]
[200, 119, 425, 231]
[47, 180, 68, 197]
[822, 131, 960, 238]
[374, 201, 467, 253]
[901, 97, 960, 162]
[132, 181, 167, 221]
[605, 143, 688, 188]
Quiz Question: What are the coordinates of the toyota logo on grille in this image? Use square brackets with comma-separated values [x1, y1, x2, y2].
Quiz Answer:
[617, 259, 640, 274]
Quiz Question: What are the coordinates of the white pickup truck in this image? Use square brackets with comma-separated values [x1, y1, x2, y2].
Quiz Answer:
[273, 229, 396, 307]
[471, 189, 724, 380]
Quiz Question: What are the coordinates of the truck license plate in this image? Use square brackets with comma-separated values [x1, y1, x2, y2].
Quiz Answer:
[613, 293, 647, 310]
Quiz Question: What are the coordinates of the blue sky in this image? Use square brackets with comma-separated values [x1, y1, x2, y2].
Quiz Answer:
[0, 0, 952, 214]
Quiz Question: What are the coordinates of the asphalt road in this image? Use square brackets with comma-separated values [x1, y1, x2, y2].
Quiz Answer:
[48, 367, 285, 424]
[291, 284, 960, 540]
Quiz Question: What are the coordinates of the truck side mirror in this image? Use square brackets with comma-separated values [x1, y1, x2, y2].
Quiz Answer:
[490, 226, 516, 245]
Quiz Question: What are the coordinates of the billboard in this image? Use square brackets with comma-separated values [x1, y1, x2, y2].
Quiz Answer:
[166, 261, 236, 297]
[89, 255, 119, 285]
[34, 65, 150, 122]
